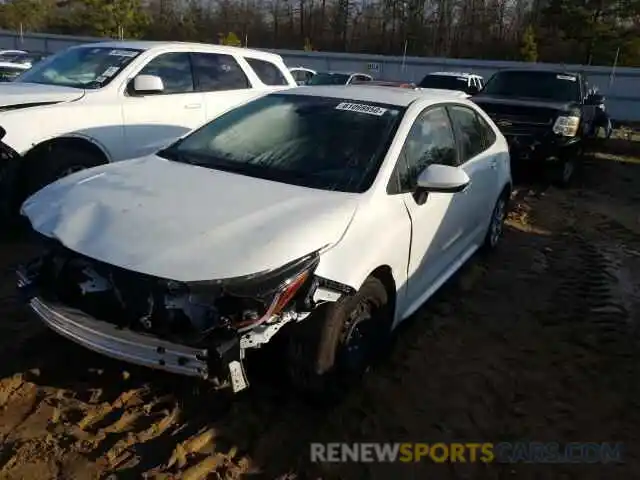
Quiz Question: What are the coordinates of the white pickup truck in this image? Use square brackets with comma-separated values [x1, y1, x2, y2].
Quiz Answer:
[0, 41, 297, 218]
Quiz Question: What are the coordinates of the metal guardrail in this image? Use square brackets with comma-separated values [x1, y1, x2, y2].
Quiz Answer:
[1, 29, 638, 121]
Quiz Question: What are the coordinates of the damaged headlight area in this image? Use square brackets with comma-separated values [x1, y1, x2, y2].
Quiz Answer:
[16, 241, 337, 392]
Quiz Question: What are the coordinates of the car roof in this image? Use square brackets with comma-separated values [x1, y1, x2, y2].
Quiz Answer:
[428, 71, 480, 78]
[279, 85, 468, 107]
[496, 68, 580, 76]
[71, 41, 285, 62]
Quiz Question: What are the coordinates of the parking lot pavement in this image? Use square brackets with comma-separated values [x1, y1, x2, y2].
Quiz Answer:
[0, 145, 639, 479]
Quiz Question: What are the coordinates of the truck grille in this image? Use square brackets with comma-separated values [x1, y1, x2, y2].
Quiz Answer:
[487, 112, 552, 137]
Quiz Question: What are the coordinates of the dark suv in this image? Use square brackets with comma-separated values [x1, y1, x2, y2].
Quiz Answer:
[472, 69, 602, 185]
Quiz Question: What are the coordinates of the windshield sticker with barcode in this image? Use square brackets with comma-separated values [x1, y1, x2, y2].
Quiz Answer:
[109, 49, 138, 57]
[557, 74, 576, 81]
[101, 66, 119, 77]
[335, 102, 387, 116]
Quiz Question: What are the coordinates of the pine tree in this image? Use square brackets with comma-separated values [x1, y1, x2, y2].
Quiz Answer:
[520, 25, 538, 63]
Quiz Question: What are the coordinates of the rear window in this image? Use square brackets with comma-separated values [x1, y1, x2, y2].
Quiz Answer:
[160, 94, 405, 193]
[245, 58, 289, 86]
[418, 75, 468, 90]
[481, 71, 581, 102]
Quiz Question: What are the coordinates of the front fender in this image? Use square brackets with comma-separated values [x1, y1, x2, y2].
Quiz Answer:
[0, 101, 122, 158]
[314, 195, 411, 321]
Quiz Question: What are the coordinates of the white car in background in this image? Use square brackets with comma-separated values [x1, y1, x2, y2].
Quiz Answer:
[0, 41, 296, 218]
[0, 60, 30, 82]
[17, 85, 511, 398]
[289, 66, 316, 85]
[417, 71, 485, 96]
[0, 49, 27, 60]
[0, 52, 49, 82]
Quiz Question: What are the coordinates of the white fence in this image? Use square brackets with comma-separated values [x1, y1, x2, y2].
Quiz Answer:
[1, 29, 638, 121]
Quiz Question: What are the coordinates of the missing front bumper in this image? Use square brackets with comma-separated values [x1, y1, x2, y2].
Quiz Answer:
[16, 269, 247, 387]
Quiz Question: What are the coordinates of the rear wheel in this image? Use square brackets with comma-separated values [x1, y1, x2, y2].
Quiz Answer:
[287, 277, 391, 403]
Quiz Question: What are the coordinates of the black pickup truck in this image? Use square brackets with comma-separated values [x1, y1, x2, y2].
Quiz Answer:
[472, 69, 603, 185]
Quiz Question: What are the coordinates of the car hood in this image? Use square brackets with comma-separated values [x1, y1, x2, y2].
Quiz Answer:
[472, 94, 578, 112]
[0, 82, 85, 108]
[21, 155, 360, 282]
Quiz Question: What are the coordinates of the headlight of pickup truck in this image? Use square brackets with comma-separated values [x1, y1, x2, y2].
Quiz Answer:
[553, 115, 580, 137]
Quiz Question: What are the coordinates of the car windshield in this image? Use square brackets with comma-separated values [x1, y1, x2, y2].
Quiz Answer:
[418, 75, 468, 90]
[158, 93, 404, 193]
[15, 46, 142, 89]
[481, 70, 581, 102]
[308, 72, 351, 85]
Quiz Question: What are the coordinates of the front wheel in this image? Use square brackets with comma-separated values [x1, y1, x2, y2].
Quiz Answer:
[24, 146, 104, 199]
[286, 277, 391, 403]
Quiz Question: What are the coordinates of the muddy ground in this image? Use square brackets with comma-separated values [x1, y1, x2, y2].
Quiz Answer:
[1, 141, 640, 479]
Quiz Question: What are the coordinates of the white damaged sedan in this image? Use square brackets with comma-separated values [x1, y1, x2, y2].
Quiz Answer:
[17, 85, 512, 396]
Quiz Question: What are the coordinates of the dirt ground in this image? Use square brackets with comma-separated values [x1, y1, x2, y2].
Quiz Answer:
[1, 141, 640, 479]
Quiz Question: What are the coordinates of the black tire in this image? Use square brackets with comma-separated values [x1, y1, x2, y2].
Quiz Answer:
[549, 157, 576, 188]
[286, 277, 391, 403]
[482, 192, 508, 252]
[24, 145, 104, 199]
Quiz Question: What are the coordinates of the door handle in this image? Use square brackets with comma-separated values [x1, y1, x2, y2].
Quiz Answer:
[184, 103, 202, 109]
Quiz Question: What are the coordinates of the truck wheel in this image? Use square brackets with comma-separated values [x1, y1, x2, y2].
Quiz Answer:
[24, 146, 104, 199]
[553, 158, 576, 188]
[286, 277, 391, 403]
[550, 144, 584, 188]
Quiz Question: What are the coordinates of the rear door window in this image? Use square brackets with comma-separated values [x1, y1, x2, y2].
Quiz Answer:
[245, 57, 289, 86]
[447, 105, 487, 162]
[191, 52, 250, 92]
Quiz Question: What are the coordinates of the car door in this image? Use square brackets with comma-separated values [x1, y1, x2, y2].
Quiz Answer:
[389, 105, 474, 303]
[121, 52, 206, 159]
[447, 104, 500, 242]
[191, 53, 270, 124]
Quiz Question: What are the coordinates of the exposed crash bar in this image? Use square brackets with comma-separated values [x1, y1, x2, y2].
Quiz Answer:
[19, 273, 209, 378]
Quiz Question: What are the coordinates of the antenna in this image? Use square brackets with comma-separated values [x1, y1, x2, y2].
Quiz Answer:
[609, 46, 620, 88]
[401, 39, 408, 73]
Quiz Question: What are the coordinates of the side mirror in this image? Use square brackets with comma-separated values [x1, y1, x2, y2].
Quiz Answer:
[416, 164, 470, 193]
[467, 85, 480, 95]
[0, 126, 5, 140]
[131, 74, 164, 95]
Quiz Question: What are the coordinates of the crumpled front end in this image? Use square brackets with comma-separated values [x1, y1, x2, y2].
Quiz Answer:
[16, 240, 347, 393]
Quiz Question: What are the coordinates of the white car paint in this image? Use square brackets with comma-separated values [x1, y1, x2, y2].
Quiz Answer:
[0, 61, 30, 72]
[0, 41, 297, 162]
[21, 85, 511, 332]
[0, 82, 84, 105]
[21, 155, 359, 282]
